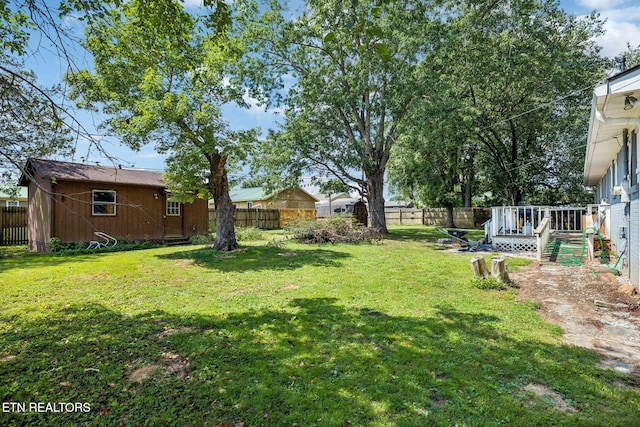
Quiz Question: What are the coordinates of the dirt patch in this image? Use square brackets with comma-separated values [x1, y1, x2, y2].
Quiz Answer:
[129, 364, 160, 383]
[522, 383, 577, 413]
[512, 260, 640, 378]
[128, 352, 191, 383]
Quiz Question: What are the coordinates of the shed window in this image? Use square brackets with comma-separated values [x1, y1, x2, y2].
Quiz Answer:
[5, 200, 19, 207]
[167, 200, 180, 216]
[92, 190, 116, 216]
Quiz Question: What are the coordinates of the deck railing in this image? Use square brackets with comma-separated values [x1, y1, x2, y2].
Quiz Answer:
[490, 206, 586, 237]
[534, 217, 551, 261]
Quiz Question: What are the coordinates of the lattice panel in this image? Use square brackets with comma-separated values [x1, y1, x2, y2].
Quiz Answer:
[493, 237, 537, 252]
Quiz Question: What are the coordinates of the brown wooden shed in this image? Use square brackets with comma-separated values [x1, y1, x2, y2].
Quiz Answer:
[18, 159, 209, 252]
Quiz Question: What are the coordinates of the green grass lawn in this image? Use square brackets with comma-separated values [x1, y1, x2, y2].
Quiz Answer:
[1, 226, 638, 426]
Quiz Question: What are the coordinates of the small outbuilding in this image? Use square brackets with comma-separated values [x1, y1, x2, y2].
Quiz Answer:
[18, 158, 209, 252]
[228, 187, 319, 209]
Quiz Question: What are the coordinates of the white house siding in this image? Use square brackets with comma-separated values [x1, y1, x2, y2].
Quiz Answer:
[631, 198, 639, 285]
[609, 202, 627, 270]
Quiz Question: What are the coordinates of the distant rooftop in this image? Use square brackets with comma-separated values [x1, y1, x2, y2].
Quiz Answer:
[0, 186, 28, 199]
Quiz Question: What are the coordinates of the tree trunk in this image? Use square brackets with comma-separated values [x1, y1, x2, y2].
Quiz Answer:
[209, 154, 237, 251]
[366, 169, 388, 234]
[444, 203, 456, 228]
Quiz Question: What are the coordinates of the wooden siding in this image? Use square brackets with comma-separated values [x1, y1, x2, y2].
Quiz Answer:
[182, 198, 210, 237]
[270, 189, 317, 209]
[232, 188, 317, 210]
[50, 180, 165, 243]
[27, 176, 53, 252]
[279, 208, 316, 227]
[29, 180, 208, 248]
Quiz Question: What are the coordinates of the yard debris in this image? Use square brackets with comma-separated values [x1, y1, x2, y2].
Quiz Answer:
[618, 285, 638, 296]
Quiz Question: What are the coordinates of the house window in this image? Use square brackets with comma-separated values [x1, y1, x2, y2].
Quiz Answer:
[247, 201, 253, 209]
[167, 200, 180, 216]
[5, 200, 19, 207]
[92, 190, 116, 216]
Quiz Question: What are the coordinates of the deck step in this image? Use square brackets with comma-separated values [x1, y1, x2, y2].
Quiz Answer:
[163, 236, 190, 246]
[543, 234, 585, 266]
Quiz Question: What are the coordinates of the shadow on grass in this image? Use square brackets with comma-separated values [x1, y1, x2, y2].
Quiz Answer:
[157, 245, 352, 272]
[1, 300, 638, 426]
[385, 226, 485, 243]
[0, 246, 102, 274]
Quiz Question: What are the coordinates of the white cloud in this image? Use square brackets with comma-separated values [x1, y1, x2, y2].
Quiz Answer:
[602, 6, 640, 22]
[596, 20, 640, 57]
[577, 0, 629, 9]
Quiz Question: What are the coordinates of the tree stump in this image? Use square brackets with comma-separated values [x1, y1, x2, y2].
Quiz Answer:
[471, 256, 489, 279]
[491, 256, 509, 283]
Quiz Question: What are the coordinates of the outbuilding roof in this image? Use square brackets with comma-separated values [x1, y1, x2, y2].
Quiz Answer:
[229, 186, 320, 203]
[18, 158, 165, 188]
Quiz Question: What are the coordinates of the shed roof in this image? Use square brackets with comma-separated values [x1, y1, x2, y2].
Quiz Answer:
[18, 158, 165, 188]
[229, 186, 320, 203]
[584, 64, 640, 186]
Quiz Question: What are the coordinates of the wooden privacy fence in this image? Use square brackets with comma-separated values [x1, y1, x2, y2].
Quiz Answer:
[385, 207, 491, 228]
[209, 208, 316, 230]
[209, 208, 280, 230]
[1, 207, 27, 246]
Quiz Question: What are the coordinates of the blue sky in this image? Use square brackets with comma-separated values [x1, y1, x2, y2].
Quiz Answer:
[22, 0, 640, 176]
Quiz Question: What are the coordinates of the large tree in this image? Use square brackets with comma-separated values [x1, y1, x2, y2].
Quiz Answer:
[238, 0, 448, 233]
[447, 0, 607, 205]
[67, 0, 253, 251]
[0, 1, 106, 186]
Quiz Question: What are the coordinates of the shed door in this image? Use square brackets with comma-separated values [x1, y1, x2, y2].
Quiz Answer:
[165, 199, 184, 236]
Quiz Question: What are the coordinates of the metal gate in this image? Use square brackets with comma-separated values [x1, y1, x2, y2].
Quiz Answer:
[1, 207, 27, 245]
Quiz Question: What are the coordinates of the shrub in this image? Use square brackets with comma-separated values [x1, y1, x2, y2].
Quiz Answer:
[288, 214, 382, 244]
[235, 227, 266, 242]
[189, 234, 211, 245]
[49, 239, 161, 256]
[471, 276, 510, 291]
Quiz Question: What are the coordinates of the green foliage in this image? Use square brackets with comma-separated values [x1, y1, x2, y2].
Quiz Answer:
[234, 226, 265, 242]
[238, 0, 448, 231]
[318, 179, 352, 195]
[49, 237, 160, 255]
[288, 214, 382, 244]
[66, 0, 257, 250]
[471, 276, 510, 291]
[390, 0, 609, 207]
[189, 234, 211, 245]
